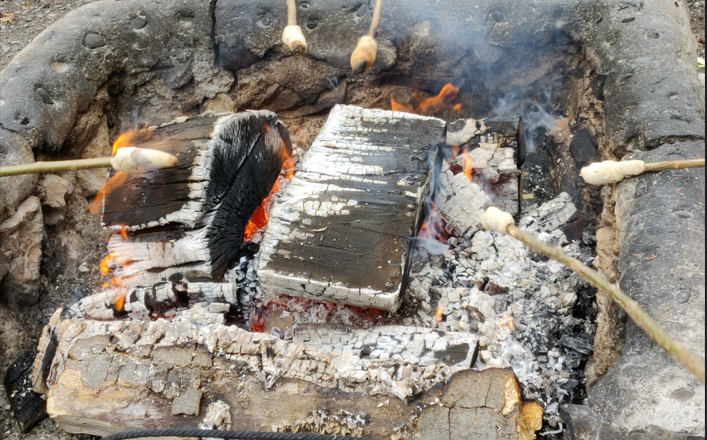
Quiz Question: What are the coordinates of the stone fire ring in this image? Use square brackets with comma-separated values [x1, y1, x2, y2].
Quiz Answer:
[0, 0, 704, 438]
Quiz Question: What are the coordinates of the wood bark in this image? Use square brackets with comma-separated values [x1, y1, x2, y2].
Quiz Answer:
[257, 105, 446, 312]
[100, 112, 292, 287]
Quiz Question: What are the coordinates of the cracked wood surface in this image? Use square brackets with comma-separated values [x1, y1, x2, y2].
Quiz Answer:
[32, 307, 489, 438]
[257, 105, 446, 311]
[101, 112, 291, 286]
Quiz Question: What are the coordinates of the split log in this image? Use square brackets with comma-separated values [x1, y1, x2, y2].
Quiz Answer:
[33, 307, 483, 438]
[101, 112, 292, 286]
[257, 105, 446, 312]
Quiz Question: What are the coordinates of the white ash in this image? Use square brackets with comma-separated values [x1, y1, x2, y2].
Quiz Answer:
[274, 409, 369, 437]
[405, 192, 596, 429]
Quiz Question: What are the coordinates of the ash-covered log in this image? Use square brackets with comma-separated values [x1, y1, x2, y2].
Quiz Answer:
[33, 307, 480, 437]
[101, 112, 292, 286]
[257, 105, 446, 312]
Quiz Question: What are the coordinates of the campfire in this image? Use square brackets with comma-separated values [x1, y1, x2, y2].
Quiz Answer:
[3, 0, 704, 439]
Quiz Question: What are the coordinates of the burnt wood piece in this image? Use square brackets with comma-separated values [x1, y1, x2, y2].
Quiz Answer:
[103, 112, 292, 286]
[436, 141, 520, 238]
[62, 282, 239, 320]
[4, 349, 47, 433]
[257, 105, 446, 312]
[34, 309, 481, 438]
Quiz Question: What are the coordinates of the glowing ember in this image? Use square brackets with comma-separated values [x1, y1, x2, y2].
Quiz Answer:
[391, 83, 461, 116]
[244, 139, 297, 242]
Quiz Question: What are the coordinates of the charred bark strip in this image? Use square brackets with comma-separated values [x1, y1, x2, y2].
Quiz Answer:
[4, 349, 47, 433]
[258, 105, 446, 312]
[102, 112, 292, 286]
[34, 309, 480, 437]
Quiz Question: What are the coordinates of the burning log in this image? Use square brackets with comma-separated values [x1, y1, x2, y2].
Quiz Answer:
[33, 307, 480, 436]
[257, 105, 446, 311]
[100, 112, 292, 287]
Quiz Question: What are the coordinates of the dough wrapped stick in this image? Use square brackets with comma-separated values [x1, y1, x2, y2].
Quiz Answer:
[351, 0, 384, 74]
[283, 0, 307, 55]
[581, 158, 705, 186]
[482, 207, 706, 384]
[0, 147, 178, 177]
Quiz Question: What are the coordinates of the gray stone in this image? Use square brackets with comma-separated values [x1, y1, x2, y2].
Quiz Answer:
[589, 141, 706, 435]
[0, 196, 43, 308]
[40, 174, 73, 209]
[561, 405, 705, 440]
[0, 0, 233, 153]
[576, 0, 705, 155]
[0, 129, 37, 224]
[83, 33, 106, 49]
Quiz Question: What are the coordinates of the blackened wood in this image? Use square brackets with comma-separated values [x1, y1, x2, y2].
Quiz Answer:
[101, 112, 292, 286]
[4, 349, 47, 433]
[257, 105, 446, 311]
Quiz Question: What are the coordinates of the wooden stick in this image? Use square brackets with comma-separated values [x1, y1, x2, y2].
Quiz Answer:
[483, 207, 706, 384]
[369, 0, 384, 38]
[0, 148, 179, 177]
[644, 158, 706, 172]
[287, 0, 297, 26]
[283, 0, 307, 55]
[0, 157, 113, 177]
[350, 0, 384, 74]
[581, 158, 705, 186]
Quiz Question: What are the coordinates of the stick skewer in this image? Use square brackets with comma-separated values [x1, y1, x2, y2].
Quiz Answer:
[581, 158, 705, 186]
[350, 0, 384, 74]
[482, 206, 706, 384]
[0, 147, 179, 177]
[283, 0, 307, 55]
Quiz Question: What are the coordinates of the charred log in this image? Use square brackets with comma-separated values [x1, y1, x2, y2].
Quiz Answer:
[257, 105, 446, 312]
[101, 112, 292, 286]
[33, 308, 482, 437]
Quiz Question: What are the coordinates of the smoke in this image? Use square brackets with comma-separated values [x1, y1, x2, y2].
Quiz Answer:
[416, 207, 449, 256]
[493, 89, 561, 155]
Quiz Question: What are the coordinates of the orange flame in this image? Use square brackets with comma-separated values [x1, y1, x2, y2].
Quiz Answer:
[111, 128, 154, 155]
[114, 292, 127, 313]
[463, 146, 474, 181]
[244, 139, 297, 242]
[391, 84, 461, 116]
[89, 171, 129, 214]
[90, 128, 154, 214]
[436, 302, 446, 323]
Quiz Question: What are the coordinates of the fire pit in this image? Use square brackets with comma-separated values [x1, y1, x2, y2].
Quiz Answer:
[0, 0, 704, 439]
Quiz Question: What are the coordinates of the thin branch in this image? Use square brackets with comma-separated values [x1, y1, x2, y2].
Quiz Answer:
[0, 157, 113, 177]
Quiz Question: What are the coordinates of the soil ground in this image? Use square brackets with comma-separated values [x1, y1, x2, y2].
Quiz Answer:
[0, 0, 704, 438]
